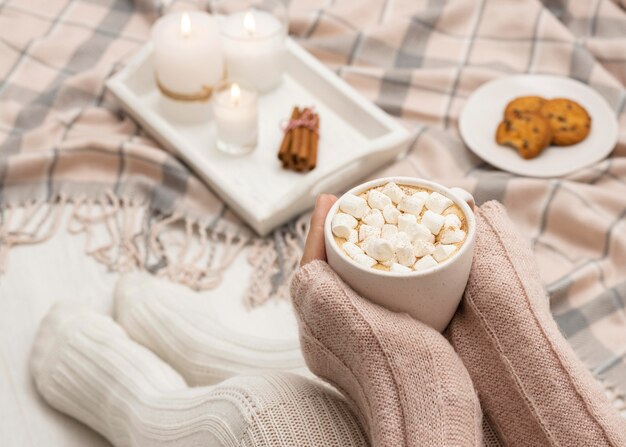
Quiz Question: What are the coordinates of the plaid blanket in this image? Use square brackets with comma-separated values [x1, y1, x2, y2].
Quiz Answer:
[1, 0, 626, 411]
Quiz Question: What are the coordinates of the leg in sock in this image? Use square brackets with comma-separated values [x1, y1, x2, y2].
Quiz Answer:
[290, 260, 483, 447]
[446, 201, 626, 446]
[31, 302, 367, 447]
[114, 272, 309, 386]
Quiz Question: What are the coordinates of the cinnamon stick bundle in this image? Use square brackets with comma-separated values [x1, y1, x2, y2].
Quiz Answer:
[277, 106, 319, 173]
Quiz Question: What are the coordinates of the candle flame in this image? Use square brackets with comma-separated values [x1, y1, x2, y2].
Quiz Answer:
[181, 12, 191, 37]
[230, 83, 241, 105]
[243, 11, 256, 36]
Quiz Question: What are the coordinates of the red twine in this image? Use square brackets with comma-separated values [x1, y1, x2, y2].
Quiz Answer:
[280, 108, 318, 134]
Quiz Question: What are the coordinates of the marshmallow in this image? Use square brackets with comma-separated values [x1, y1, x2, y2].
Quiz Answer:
[397, 195, 425, 216]
[398, 216, 434, 244]
[413, 255, 438, 271]
[397, 213, 417, 233]
[359, 224, 381, 242]
[340, 194, 369, 219]
[367, 189, 392, 210]
[398, 215, 420, 241]
[413, 240, 436, 257]
[421, 210, 445, 235]
[381, 182, 405, 204]
[342, 242, 364, 259]
[389, 231, 411, 249]
[444, 214, 462, 229]
[440, 229, 466, 244]
[382, 205, 401, 224]
[364, 237, 395, 262]
[411, 223, 435, 243]
[381, 224, 398, 240]
[362, 208, 385, 229]
[353, 253, 377, 268]
[347, 229, 358, 244]
[331, 213, 357, 239]
[413, 191, 429, 202]
[433, 244, 457, 262]
[402, 221, 421, 242]
[396, 241, 416, 267]
[390, 263, 411, 273]
[426, 192, 453, 214]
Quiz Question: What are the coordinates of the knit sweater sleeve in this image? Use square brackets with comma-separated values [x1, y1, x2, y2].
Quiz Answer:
[291, 259, 483, 447]
[446, 201, 626, 446]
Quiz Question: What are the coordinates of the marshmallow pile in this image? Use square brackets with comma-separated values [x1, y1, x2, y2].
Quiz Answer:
[331, 182, 466, 273]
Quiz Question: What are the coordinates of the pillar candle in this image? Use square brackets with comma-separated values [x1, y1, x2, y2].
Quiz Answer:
[220, 9, 286, 93]
[152, 11, 224, 99]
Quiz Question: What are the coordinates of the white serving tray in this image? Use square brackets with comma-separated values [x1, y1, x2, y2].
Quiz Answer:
[106, 39, 412, 236]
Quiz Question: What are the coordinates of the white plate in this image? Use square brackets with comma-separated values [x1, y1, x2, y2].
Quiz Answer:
[106, 40, 412, 236]
[459, 74, 618, 178]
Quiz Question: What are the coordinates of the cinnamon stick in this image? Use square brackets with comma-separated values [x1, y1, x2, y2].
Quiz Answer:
[308, 113, 320, 171]
[284, 109, 301, 169]
[290, 110, 305, 168]
[294, 108, 312, 170]
[278, 107, 300, 164]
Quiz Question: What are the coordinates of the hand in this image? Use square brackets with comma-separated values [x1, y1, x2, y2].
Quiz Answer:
[300, 194, 337, 266]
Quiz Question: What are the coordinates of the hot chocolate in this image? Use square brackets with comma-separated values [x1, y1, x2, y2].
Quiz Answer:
[331, 181, 467, 273]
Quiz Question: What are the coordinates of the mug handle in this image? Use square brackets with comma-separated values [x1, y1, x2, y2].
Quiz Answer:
[450, 187, 475, 211]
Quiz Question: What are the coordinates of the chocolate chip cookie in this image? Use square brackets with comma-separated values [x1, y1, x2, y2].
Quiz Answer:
[496, 113, 552, 159]
[504, 95, 546, 120]
[539, 98, 591, 146]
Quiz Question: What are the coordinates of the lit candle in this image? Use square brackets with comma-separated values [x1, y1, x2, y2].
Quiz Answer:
[219, 8, 286, 93]
[152, 11, 224, 100]
[213, 80, 258, 154]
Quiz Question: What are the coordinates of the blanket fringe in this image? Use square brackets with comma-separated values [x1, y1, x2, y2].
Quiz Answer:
[244, 212, 309, 308]
[1, 191, 251, 293]
[0, 196, 68, 273]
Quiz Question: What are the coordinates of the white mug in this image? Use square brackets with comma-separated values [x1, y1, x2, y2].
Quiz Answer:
[324, 177, 476, 332]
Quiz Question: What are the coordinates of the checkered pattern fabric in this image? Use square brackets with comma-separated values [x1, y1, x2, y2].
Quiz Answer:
[1, 0, 626, 410]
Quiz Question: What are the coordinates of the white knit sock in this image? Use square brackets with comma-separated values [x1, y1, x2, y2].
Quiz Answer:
[113, 272, 309, 386]
[30, 302, 367, 447]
